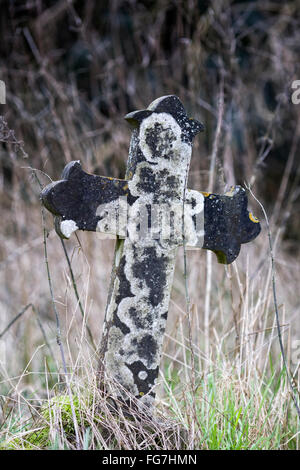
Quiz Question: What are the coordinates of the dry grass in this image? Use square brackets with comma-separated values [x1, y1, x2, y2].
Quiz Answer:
[0, 217, 299, 449]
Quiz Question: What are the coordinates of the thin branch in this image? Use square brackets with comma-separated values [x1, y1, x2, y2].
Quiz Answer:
[246, 184, 300, 420]
[29, 164, 82, 449]
[0, 304, 32, 340]
[60, 238, 96, 350]
[32, 305, 56, 362]
[41, 204, 81, 449]
[204, 72, 225, 363]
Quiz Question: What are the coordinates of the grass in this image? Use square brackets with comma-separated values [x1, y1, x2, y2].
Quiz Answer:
[0, 229, 299, 449]
[0, 358, 298, 450]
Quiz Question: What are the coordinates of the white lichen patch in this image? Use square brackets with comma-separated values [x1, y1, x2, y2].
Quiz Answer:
[138, 371, 148, 380]
[184, 189, 205, 247]
[138, 112, 191, 167]
[105, 325, 139, 396]
[60, 219, 78, 238]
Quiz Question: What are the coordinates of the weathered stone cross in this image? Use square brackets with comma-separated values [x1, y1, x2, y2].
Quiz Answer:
[41, 95, 260, 410]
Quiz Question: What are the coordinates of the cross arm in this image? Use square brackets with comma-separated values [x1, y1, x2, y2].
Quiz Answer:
[41, 160, 130, 238]
[41, 161, 261, 264]
[199, 186, 261, 264]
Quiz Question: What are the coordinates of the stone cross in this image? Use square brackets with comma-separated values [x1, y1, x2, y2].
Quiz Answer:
[41, 95, 260, 410]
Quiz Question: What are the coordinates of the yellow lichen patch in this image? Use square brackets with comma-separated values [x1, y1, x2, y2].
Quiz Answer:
[201, 191, 211, 197]
[106, 176, 125, 182]
[225, 186, 236, 197]
[249, 212, 259, 223]
[123, 184, 128, 190]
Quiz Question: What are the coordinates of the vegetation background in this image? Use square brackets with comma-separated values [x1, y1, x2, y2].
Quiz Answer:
[0, 0, 299, 450]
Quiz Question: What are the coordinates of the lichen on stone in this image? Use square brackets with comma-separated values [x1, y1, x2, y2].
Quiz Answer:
[99, 96, 202, 408]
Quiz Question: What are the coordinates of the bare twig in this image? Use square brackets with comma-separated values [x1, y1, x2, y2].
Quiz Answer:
[60, 238, 96, 350]
[0, 304, 32, 340]
[204, 72, 225, 363]
[41, 204, 81, 449]
[246, 184, 300, 420]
